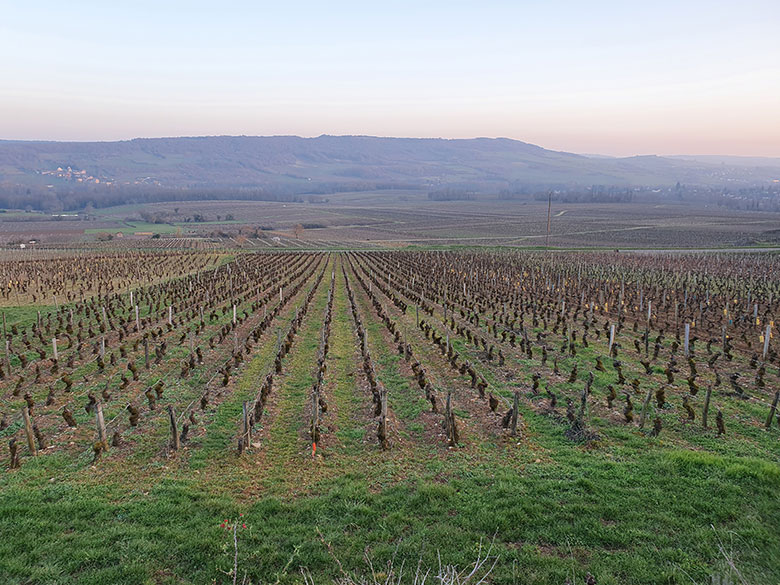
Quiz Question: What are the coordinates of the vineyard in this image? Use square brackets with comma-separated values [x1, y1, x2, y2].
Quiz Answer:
[1, 248, 779, 584]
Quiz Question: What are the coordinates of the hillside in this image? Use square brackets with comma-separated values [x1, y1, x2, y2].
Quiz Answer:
[2, 135, 779, 193]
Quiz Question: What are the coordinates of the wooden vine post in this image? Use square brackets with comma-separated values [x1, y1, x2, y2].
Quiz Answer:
[167, 405, 180, 451]
[95, 401, 109, 452]
[444, 391, 458, 445]
[242, 401, 251, 450]
[608, 324, 615, 353]
[511, 391, 520, 437]
[763, 323, 772, 360]
[702, 386, 713, 429]
[380, 388, 388, 434]
[639, 388, 653, 429]
[311, 392, 319, 444]
[766, 390, 780, 430]
[2, 312, 10, 372]
[22, 405, 37, 456]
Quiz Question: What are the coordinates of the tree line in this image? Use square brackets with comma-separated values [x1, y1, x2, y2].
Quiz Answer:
[0, 183, 304, 212]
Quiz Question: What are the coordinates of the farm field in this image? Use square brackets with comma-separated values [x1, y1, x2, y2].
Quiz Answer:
[0, 248, 779, 584]
[91, 197, 780, 249]
[3, 195, 780, 250]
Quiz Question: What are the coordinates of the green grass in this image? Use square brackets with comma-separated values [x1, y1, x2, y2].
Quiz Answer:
[1, 437, 778, 584]
[327, 268, 370, 451]
[259, 266, 332, 487]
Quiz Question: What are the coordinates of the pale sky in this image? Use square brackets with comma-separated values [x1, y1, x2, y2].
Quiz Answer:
[1, 1, 779, 156]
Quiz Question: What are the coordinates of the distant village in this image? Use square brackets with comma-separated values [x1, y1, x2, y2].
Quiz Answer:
[37, 166, 160, 187]
[39, 166, 109, 185]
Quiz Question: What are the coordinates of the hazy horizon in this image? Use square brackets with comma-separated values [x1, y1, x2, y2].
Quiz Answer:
[2, 1, 779, 157]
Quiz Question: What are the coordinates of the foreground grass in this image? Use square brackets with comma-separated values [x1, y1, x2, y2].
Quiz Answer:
[1, 428, 778, 585]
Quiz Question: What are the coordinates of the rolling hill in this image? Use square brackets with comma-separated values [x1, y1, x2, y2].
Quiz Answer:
[2, 136, 780, 194]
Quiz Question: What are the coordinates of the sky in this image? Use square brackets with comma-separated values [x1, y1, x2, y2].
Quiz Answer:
[1, 1, 779, 157]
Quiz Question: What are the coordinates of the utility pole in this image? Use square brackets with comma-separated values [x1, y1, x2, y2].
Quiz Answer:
[545, 190, 552, 248]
